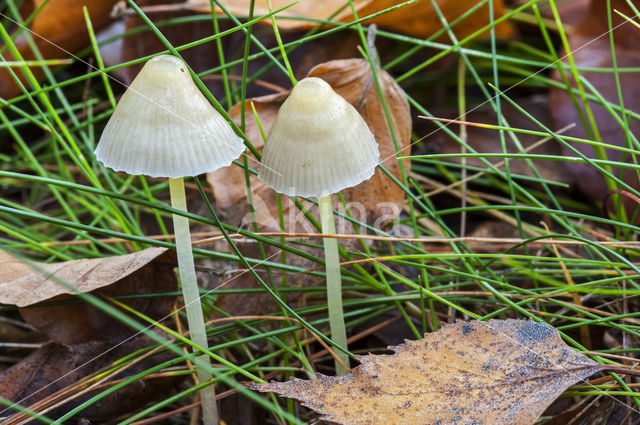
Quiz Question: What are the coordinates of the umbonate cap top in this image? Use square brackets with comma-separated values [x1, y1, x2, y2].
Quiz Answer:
[95, 55, 244, 178]
[257, 77, 380, 197]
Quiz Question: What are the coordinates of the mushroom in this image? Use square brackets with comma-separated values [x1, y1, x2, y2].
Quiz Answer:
[258, 77, 380, 374]
[95, 54, 244, 424]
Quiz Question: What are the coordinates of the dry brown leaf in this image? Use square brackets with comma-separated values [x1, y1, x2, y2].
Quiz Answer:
[189, 0, 514, 39]
[0, 0, 119, 98]
[0, 247, 172, 306]
[0, 248, 177, 344]
[206, 58, 410, 317]
[0, 338, 183, 422]
[252, 319, 605, 425]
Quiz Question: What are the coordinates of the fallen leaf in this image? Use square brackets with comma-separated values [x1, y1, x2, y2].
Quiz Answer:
[252, 319, 605, 425]
[0, 0, 119, 98]
[549, 0, 640, 209]
[0, 338, 183, 422]
[188, 0, 514, 39]
[0, 248, 178, 344]
[0, 247, 173, 306]
[206, 58, 411, 317]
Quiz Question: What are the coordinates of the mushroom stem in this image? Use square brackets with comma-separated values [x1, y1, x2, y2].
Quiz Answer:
[169, 177, 219, 425]
[318, 194, 350, 375]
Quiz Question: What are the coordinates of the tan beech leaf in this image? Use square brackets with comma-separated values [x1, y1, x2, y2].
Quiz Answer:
[0, 248, 177, 344]
[188, 0, 514, 39]
[252, 319, 605, 425]
[0, 247, 172, 306]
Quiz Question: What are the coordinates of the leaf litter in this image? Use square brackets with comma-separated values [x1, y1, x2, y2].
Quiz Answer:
[0, 248, 177, 344]
[187, 0, 514, 39]
[0, 339, 184, 423]
[1, 1, 638, 424]
[252, 319, 606, 425]
[0, 250, 183, 421]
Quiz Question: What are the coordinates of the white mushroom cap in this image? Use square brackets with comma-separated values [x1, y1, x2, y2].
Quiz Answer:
[94, 55, 244, 178]
[258, 77, 380, 198]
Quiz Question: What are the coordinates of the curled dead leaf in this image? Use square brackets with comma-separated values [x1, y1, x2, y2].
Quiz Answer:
[252, 320, 605, 425]
[0, 248, 178, 344]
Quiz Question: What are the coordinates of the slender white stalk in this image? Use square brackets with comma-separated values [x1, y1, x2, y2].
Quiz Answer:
[318, 194, 350, 375]
[169, 177, 218, 425]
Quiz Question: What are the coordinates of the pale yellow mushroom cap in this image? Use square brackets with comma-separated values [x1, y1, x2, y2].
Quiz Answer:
[94, 55, 244, 178]
[258, 77, 380, 197]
